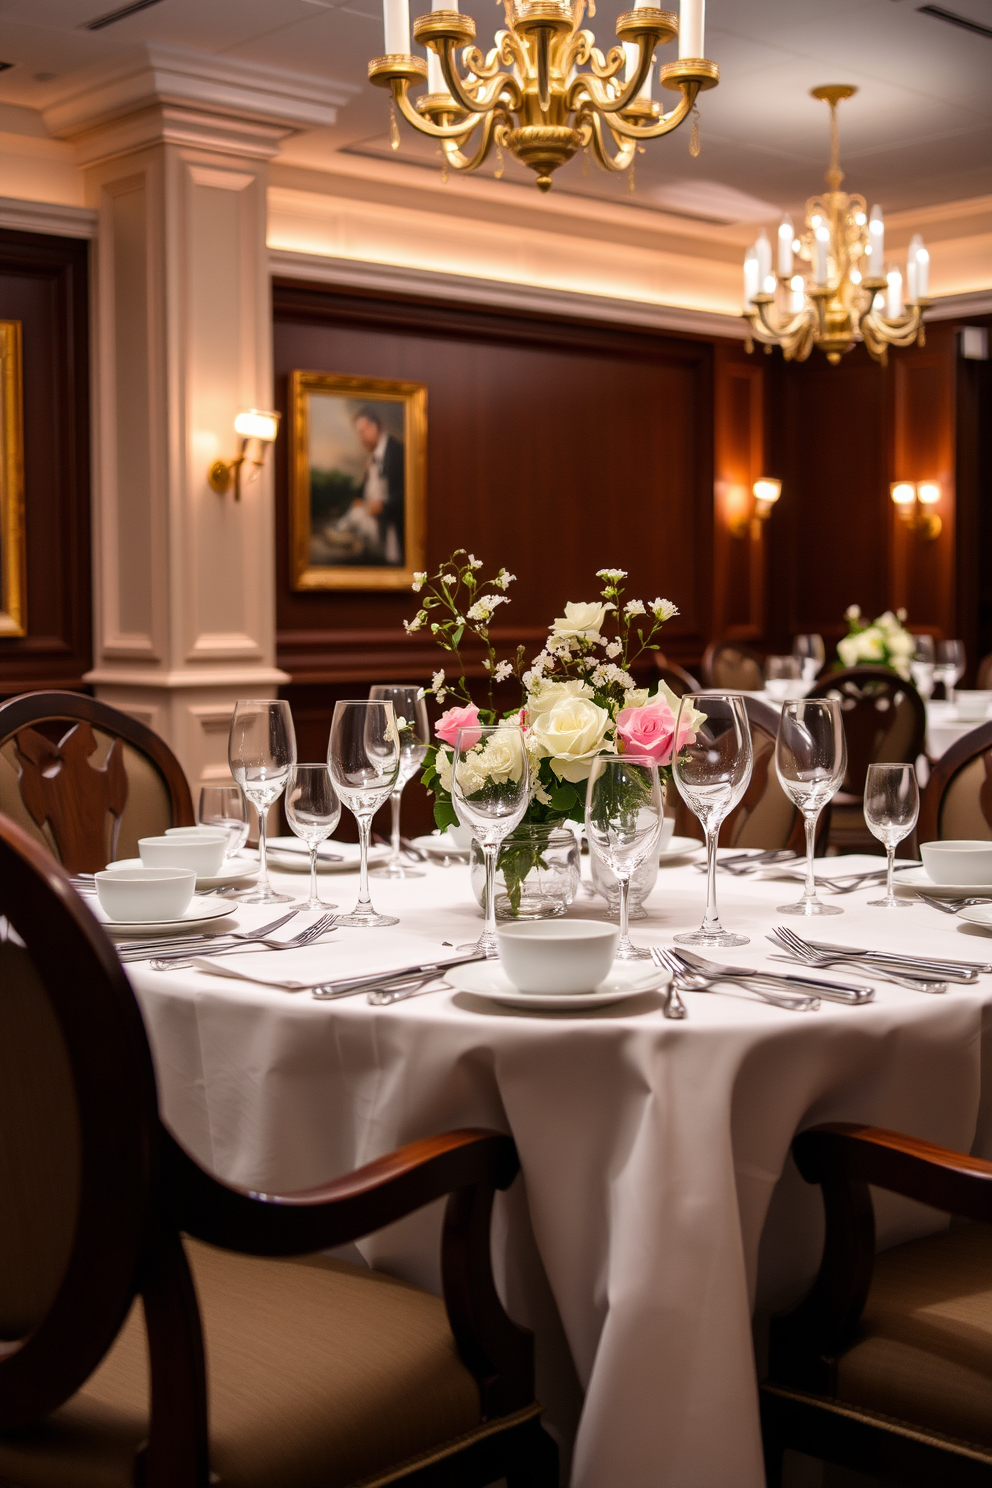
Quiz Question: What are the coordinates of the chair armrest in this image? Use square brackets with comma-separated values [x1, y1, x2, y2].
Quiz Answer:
[795, 1122, 992, 1223]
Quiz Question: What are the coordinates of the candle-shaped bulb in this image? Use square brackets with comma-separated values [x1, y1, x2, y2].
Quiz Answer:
[679, 0, 705, 58]
[789, 274, 805, 313]
[908, 233, 928, 300]
[755, 230, 772, 283]
[427, 47, 446, 93]
[624, 40, 637, 82]
[383, 0, 411, 52]
[868, 204, 884, 274]
[744, 246, 760, 305]
[814, 224, 830, 286]
[777, 215, 793, 278]
[886, 266, 904, 320]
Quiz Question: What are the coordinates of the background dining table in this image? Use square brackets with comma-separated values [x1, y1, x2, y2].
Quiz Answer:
[126, 850, 992, 1488]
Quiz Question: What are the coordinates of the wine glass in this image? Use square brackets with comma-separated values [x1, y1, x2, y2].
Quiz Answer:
[935, 640, 966, 704]
[765, 655, 801, 702]
[672, 693, 753, 947]
[792, 634, 826, 685]
[910, 634, 935, 700]
[228, 700, 297, 904]
[865, 763, 919, 908]
[585, 755, 663, 961]
[450, 723, 530, 958]
[368, 684, 430, 880]
[775, 698, 847, 917]
[327, 700, 401, 927]
[285, 764, 341, 911]
[198, 784, 249, 855]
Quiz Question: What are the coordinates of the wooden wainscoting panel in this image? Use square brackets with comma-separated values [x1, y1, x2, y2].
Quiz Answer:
[713, 346, 766, 640]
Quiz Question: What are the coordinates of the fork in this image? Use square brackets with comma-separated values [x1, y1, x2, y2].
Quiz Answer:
[144, 914, 339, 969]
[769, 926, 948, 993]
[917, 893, 992, 915]
[654, 947, 820, 1012]
[649, 946, 687, 1019]
[673, 946, 874, 1005]
[114, 910, 299, 958]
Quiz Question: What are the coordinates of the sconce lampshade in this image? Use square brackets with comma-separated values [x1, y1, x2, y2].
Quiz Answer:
[752, 478, 782, 506]
[890, 482, 916, 506]
[916, 481, 940, 505]
[234, 409, 280, 442]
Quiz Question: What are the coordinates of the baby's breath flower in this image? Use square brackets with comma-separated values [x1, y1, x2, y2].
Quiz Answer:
[591, 661, 635, 690]
[441, 573, 456, 586]
[494, 569, 516, 590]
[466, 594, 508, 623]
[650, 598, 679, 622]
[596, 568, 627, 582]
[466, 553, 483, 569]
[605, 639, 622, 658]
[494, 660, 513, 683]
[403, 610, 427, 634]
[411, 572, 427, 593]
[624, 599, 646, 617]
[431, 669, 445, 692]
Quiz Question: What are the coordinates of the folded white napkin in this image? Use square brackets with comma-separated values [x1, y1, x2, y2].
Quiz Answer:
[189, 931, 453, 991]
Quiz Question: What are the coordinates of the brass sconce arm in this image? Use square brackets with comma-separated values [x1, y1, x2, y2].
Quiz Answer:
[890, 480, 941, 541]
[208, 410, 280, 501]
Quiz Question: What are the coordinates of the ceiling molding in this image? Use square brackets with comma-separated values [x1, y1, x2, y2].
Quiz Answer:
[0, 195, 97, 238]
[924, 288, 992, 321]
[268, 247, 750, 340]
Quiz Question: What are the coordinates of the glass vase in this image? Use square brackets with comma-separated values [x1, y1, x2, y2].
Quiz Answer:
[470, 823, 580, 920]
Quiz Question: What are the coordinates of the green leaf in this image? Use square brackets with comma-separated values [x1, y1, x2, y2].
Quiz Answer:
[452, 625, 464, 648]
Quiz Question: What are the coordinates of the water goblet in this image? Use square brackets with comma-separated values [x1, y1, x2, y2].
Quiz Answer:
[328, 700, 401, 927]
[765, 655, 801, 702]
[368, 684, 430, 880]
[910, 635, 935, 700]
[792, 634, 826, 685]
[285, 764, 341, 911]
[228, 700, 297, 904]
[935, 640, 966, 704]
[672, 693, 753, 947]
[585, 755, 663, 961]
[197, 784, 249, 856]
[775, 698, 847, 916]
[865, 763, 919, 908]
[450, 723, 530, 958]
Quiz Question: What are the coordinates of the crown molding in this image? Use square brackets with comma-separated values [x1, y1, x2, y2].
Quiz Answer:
[268, 247, 749, 340]
[0, 195, 97, 238]
[924, 289, 992, 322]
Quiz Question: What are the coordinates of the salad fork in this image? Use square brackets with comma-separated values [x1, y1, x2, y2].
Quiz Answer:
[769, 925, 947, 993]
[115, 910, 298, 959]
[654, 947, 820, 1012]
[121, 915, 335, 967]
[649, 946, 687, 1020]
[917, 893, 992, 915]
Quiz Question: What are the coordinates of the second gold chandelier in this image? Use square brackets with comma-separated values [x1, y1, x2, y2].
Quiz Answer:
[369, 0, 718, 191]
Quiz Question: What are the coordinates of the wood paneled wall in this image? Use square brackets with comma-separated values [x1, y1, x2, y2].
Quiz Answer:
[0, 229, 91, 697]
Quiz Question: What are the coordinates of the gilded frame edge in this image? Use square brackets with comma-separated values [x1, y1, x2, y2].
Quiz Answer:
[289, 370, 428, 592]
[0, 321, 26, 637]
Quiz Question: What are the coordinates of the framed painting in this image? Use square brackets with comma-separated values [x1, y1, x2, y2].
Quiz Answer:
[0, 320, 25, 637]
[289, 371, 427, 591]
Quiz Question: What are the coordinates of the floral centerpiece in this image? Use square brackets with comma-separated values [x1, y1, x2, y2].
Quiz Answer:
[837, 605, 915, 679]
[405, 550, 704, 913]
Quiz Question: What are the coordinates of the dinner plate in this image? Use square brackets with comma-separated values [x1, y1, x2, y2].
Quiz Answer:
[446, 961, 669, 1010]
[265, 837, 390, 873]
[91, 898, 236, 935]
[956, 905, 992, 931]
[411, 833, 471, 861]
[894, 866, 992, 898]
[107, 855, 259, 890]
[659, 835, 705, 864]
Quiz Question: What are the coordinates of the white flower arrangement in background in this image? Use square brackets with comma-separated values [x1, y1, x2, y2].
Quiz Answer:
[838, 605, 915, 679]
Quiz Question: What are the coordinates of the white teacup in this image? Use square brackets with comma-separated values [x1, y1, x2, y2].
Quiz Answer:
[95, 867, 196, 922]
[138, 832, 228, 876]
[447, 822, 474, 850]
[955, 691, 992, 721]
[658, 816, 676, 854]
[496, 919, 620, 995]
[921, 840, 992, 887]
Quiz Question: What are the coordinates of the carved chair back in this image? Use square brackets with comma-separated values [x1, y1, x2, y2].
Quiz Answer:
[701, 640, 764, 693]
[654, 653, 702, 698]
[0, 692, 194, 873]
[805, 667, 926, 798]
[918, 719, 992, 844]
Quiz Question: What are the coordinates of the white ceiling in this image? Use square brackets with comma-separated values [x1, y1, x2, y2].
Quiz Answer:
[1, 0, 990, 221]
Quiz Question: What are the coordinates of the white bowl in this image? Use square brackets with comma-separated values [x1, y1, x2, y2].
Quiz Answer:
[955, 691, 992, 721]
[496, 919, 620, 995]
[921, 840, 992, 887]
[659, 816, 675, 853]
[138, 832, 228, 876]
[447, 822, 474, 849]
[94, 867, 196, 922]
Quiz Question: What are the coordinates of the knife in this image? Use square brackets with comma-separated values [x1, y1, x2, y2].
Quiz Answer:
[312, 950, 489, 999]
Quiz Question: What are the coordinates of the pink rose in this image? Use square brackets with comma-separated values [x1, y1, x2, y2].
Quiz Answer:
[436, 702, 482, 750]
[616, 701, 676, 766]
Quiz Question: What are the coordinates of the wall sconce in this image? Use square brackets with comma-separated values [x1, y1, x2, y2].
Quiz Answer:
[890, 480, 941, 541]
[729, 478, 782, 537]
[208, 409, 280, 500]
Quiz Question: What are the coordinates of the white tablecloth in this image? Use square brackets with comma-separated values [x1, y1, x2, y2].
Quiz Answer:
[128, 856, 992, 1488]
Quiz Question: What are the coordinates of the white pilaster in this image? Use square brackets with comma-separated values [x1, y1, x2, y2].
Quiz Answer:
[44, 47, 356, 795]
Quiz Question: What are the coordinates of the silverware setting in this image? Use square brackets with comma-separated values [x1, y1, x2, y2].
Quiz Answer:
[768, 926, 948, 993]
[793, 937, 987, 980]
[114, 909, 300, 961]
[367, 976, 449, 1005]
[649, 946, 687, 1019]
[147, 914, 340, 969]
[653, 947, 821, 1012]
[312, 950, 488, 1000]
[694, 848, 797, 876]
[673, 946, 875, 1005]
[917, 892, 992, 914]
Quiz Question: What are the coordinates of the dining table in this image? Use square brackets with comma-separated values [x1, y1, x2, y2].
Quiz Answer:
[124, 847, 992, 1488]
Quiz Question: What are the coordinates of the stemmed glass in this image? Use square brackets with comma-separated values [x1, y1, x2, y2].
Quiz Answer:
[910, 635, 935, 699]
[793, 634, 826, 685]
[198, 784, 249, 856]
[285, 764, 341, 911]
[228, 700, 297, 904]
[765, 655, 801, 702]
[327, 700, 401, 927]
[935, 640, 966, 704]
[672, 693, 753, 947]
[450, 724, 530, 958]
[865, 763, 919, 908]
[368, 684, 430, 880]
[775, 698, 847, 917]
[585, 754, 663, 961]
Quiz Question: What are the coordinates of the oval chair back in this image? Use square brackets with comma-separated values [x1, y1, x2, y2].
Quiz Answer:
[701, 641, 764, 693]
[918, 719, 992, 843]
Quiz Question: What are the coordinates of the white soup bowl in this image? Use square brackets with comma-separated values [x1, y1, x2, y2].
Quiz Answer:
[921, 840, 992, 887]
[496, 919, 620, 995]
[955, 692, 992, 721]
[138, 831, 228, 876]
[95, 867, 196, 922]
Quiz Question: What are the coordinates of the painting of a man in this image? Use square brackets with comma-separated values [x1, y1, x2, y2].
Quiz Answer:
[352, 406, 405, 565]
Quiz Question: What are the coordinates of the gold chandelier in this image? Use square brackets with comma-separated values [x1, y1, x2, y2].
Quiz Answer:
[743, 86, 929, 365]
[369, 0, 718, 192]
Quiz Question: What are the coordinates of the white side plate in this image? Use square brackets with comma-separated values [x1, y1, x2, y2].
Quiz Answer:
[92, 899, 237, 935]
[447, 961, 668, 1010]
[265, 838, 390, 873]
[107, 856, 259, 890]
[894, 866, 992, 897]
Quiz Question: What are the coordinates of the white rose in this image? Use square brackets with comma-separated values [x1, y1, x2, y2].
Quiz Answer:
[550, 601, 614, 642]
[887, 631, 915, 658]
[526, 678, 594, 721]
[455, 728, 526, 794]
[437, 745, 453, 792]
[528, 695, 612, 782]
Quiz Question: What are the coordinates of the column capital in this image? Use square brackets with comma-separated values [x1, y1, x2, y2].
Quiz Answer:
[43, 44, 358, 164]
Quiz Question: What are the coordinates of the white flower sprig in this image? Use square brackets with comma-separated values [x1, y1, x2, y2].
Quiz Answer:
[404, 550, 518, 711]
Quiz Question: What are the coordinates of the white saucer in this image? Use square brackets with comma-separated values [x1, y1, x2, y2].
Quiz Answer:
[659, 835, 705, 864]
[92, 898, 236, 935]
[894, 866, 992, 898]
[955, 905, 992, 931]
[447, 961, 669, 1010]
[108, 855, 259, 890]
[412, 833, 471, 861]
[265, 837, 390, 873]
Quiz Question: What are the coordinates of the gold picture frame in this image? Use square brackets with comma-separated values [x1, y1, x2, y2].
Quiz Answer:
[0, 321, 26, 636]
[290, 370, 427, 591]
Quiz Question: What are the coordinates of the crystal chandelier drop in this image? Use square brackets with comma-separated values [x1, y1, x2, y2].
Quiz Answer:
[369, 0, 718, 192]
[742, 86, 929, 366]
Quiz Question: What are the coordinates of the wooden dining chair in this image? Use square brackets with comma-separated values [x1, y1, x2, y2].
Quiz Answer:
[0, 690, 194, 873]
[701, 640, 764, 692]
[717, 695, 828, 855]
[761, 1121, 992, 1487]
[0, 813, 557, 1488]
[654, 652, 702, 698]
[805, 667, 927, 853]
[918, 719, 992, 844]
